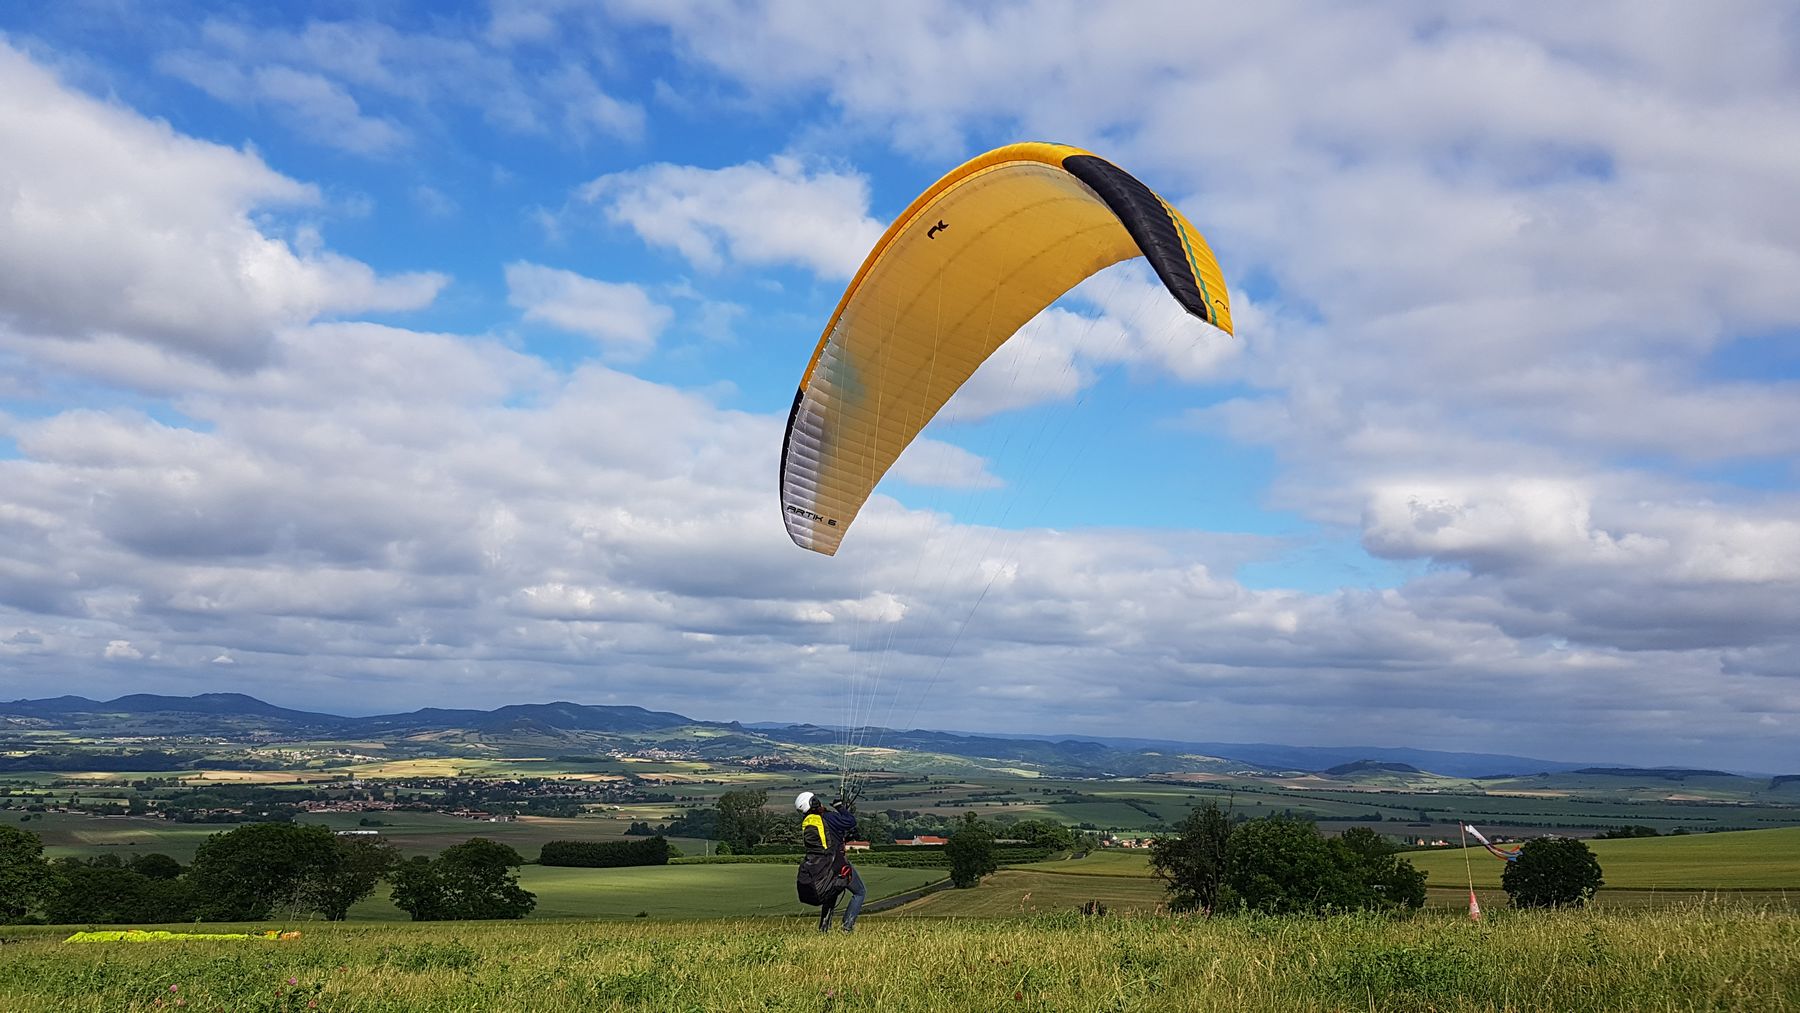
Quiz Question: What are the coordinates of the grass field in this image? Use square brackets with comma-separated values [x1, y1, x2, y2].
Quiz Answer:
[2, 906, 1795, 1011]
[1016, 828, 1800, 894]
[892, 870, 1168, 917]
[347, 864, 944, 921]
[18, 810, 713, 863]
[1407, 827, 1800, 890]
[18, 812, 227, 862]
[1014, 851, 1155, 877]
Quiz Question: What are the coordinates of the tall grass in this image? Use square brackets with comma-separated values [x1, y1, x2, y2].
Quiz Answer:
[2, 901, 1794, 1011]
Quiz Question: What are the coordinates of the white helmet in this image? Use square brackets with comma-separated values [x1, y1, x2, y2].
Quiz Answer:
[794, 791, 816, 813]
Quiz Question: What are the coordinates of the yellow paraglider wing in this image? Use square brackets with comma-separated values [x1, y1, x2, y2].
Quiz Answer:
[780, 142, 1232, 555]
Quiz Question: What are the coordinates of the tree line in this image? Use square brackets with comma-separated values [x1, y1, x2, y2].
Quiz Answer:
[0, 822, 537, 924]
[1150, 806, 1603, 914]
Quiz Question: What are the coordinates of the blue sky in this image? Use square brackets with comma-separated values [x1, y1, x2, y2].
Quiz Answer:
[1, 2, 1798, 772]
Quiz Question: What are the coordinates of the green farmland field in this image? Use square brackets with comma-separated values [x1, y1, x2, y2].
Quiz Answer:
[347, 863, 944, 921]
[1019, 828, 1800, 894]
[14, 812, 225, 862]
[16, 810, 712, 863]
[1006, 828, 1800, 912]
[892, 870, 1168, 917]
[1014, 851, 1155, 877]
[1406, 827, 1800, 891]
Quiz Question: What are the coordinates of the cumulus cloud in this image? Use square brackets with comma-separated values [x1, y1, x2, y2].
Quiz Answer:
[0, 41, 444, 370]
[155, 13, 645, 149]
[2, 6, 1798, 772]
[160, 53, 407, 155]
[103, 640, 143, 661]
[890, 438, 1003, 490]
[577, 156, 885, 277]
[505, 262, 672, 356]
[0, 312, 1793, 767]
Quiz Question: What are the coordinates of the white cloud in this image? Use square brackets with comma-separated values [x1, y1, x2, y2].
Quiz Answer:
[2, 6, 1798, 772]
[412, 185, 458, 217]
[0, 313, 1793, 768]
[505, 262, 672, 356]
[577, 156, 884, 277]
[155, 14, 646, 151]
[103, 640, 143, 660]
[157, 54, 408, 156]
[545, 63, 646, 143]
[890, 438, 1002, 490]
[0, 41, 444, 370]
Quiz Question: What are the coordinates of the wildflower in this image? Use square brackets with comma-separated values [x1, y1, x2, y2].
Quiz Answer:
[288, 977, 298, 986]
[170, 985, 180, 993]
[1014, 990, 1024, 1001]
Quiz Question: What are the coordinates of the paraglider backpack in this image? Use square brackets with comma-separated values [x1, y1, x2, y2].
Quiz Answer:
[796, 813, 850, 906]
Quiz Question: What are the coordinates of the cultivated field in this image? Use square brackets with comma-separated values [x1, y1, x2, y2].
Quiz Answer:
[1406, 827, 1800, 891]
[2, 906, 1795, 1011]
[1008, 828, 1800, 913]
[346, 864, 945, 922]
[891, 870, 1168, 917]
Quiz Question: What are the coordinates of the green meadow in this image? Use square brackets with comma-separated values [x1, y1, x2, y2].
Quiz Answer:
[891, 870, 1169, 917]
[3, 906, 1795, 1012]
[1406, 827, 1800, 891]
[1014, 828, 1800, 894]
[18, 810, 714, 863]
[346, 864, 945, 921]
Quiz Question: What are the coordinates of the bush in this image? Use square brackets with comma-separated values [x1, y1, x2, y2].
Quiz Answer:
[539, 836, 672, 868]
[45, 856, 196, 924]
[187, 822, 339, 921]
[1151, 804, 1231, 913]
[0, 824, 49, 923]
[391, 838, 535, 921]
[1502, 837, 1604, 908]
[947, 815, 996, 888]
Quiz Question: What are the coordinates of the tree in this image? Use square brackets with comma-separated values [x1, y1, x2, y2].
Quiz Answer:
[44, 856, 196, 924]
[0, 824, 49, 923]
[1004, 819, 1074, 851]
[1224, 816, 1353, 915]
[128, 853, 184, 881]
[715, 789, 769, 853]
[1330, 826, 1425, 911]
[946, 813, 997, 888]
[303, 835, 398, 920]
[187, 822, 339, 920]
[853, 809, 892, 846]
[388, 857, 448, 921]
[390, 838, 535, 921]
[1501, 837, 1604, 908]
[1150, 804, 1233, 913]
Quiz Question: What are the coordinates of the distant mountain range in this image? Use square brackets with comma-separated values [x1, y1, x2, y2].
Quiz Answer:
[1, 693, 690, 735]
[0, 692, 1688, 779]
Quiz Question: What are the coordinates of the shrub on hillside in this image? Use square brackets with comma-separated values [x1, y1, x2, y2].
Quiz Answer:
[45, 855, 196, 924]
[0, 824, 49, 923]
[539, 836, 672, 868]
[391, 838, 535, 921]
[1502, 837, 1604, 908]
